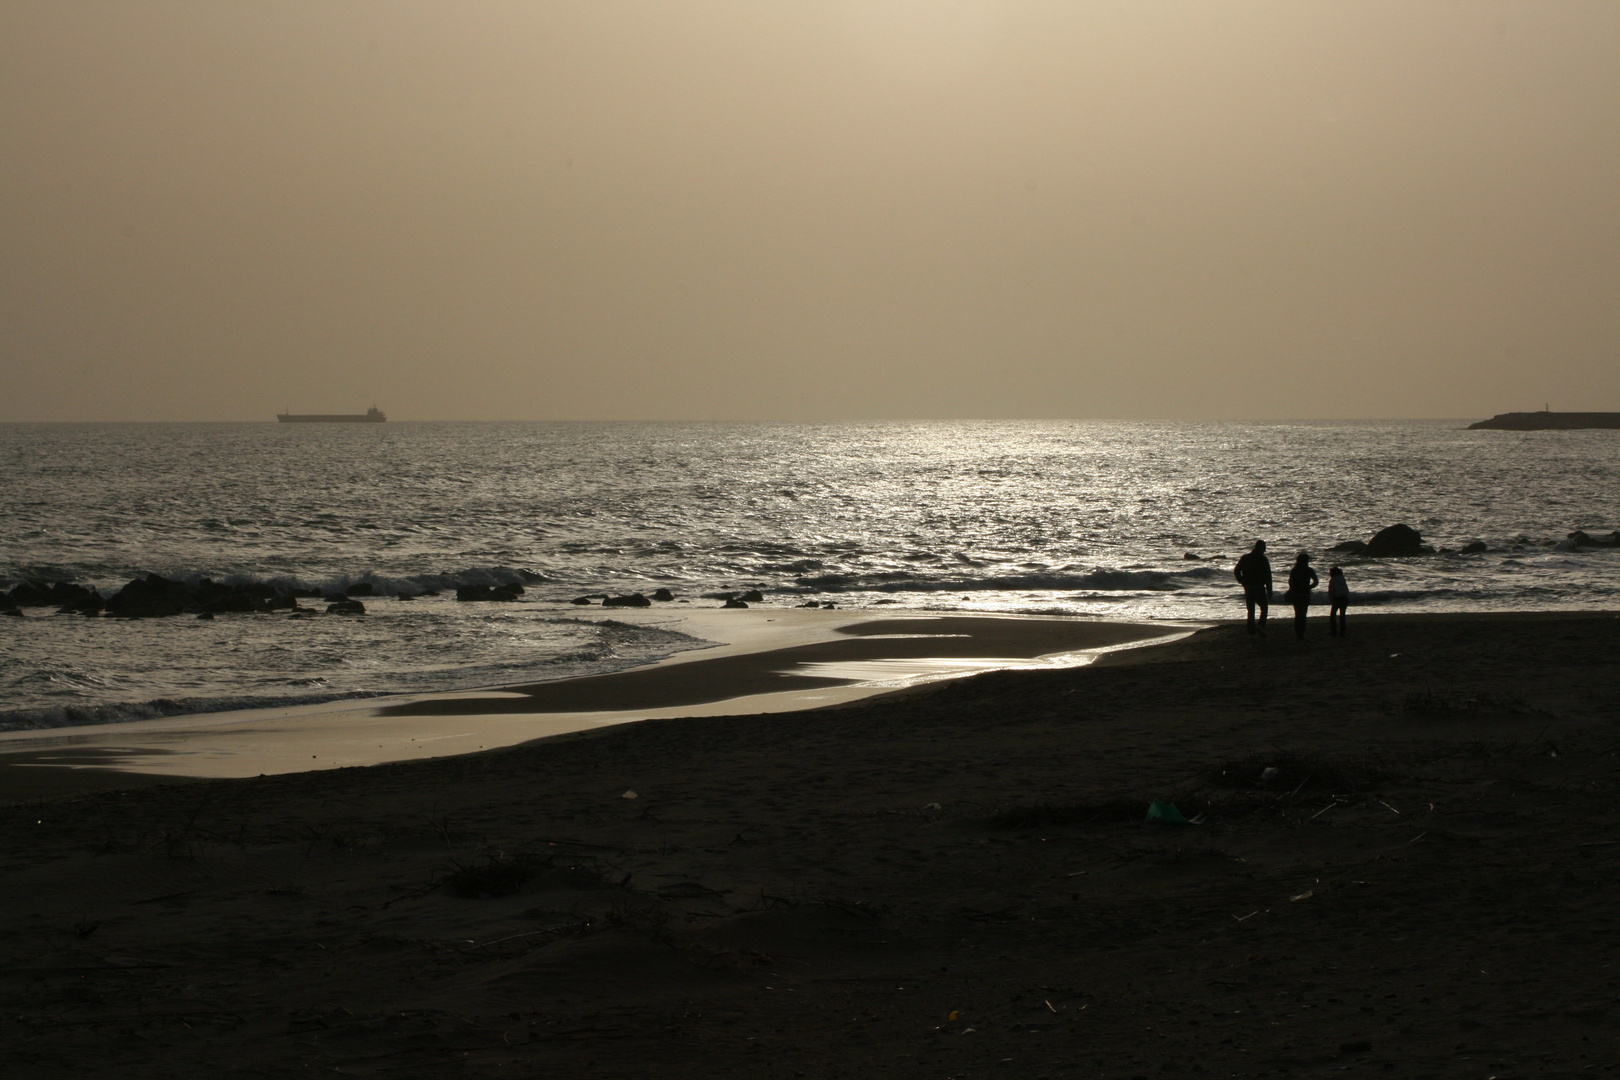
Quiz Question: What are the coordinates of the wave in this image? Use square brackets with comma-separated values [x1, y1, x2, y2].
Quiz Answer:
[792, 566, 1215, 594]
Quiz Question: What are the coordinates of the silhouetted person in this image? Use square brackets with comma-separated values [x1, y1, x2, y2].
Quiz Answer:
[1328, 565, 1349, 636]
[1287, 551, 1319, 640]
[1233, 540, 1273, 636]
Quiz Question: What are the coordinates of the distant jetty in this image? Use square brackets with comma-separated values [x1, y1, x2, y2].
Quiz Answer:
[277, 407, 386, 424]
[1469, 411, 1620, 431]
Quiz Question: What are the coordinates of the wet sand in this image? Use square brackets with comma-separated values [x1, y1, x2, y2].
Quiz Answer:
[0, 612, 1182, 782]
[1, 611, 1617, 1079]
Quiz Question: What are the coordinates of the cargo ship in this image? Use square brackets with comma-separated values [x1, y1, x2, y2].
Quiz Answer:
[1468, 411, 1620, 431]
[276, 406, 387, 423]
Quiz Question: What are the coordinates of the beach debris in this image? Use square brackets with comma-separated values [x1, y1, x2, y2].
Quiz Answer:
[1145, 800, 1192, 826]
[1260, 766, 1279, 782]
[1290, 889, 1314, 902]
[621, 790, 638, 799]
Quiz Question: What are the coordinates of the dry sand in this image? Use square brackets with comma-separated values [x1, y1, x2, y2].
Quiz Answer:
[1, 611, 1617, 1079]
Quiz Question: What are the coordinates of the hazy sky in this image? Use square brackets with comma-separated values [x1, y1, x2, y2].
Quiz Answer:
[3, 1, 1617, 421]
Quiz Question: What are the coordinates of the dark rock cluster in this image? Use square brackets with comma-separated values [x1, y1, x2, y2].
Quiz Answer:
[1331, 523, 1432, 558]
[571, 589, 679, 606]
[1, 575, 326, 619]
[4, 580, 102, 616]
[1568, 530, 1620, 548]
[1328, 524, 1617, 558]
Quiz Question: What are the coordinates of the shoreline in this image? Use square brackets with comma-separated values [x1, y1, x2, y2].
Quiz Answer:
[0, 610, 1189, 794]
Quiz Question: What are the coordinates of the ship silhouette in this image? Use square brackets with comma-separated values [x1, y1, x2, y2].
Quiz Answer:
[276, 406, 386, 423]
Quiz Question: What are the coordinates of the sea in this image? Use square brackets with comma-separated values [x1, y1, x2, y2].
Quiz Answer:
[2, 420, 1617, 731]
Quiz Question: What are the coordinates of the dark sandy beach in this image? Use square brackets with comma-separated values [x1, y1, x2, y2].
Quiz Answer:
[2, 612, 1617, 1079]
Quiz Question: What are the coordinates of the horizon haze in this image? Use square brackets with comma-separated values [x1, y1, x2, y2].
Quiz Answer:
[3, 1, 1617, 422]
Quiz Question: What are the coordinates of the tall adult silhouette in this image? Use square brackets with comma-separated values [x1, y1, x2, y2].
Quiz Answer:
[1233, 540, 1273, 636]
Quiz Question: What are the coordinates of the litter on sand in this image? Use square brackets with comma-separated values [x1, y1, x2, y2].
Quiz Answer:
[1146, 800, 1192, 825]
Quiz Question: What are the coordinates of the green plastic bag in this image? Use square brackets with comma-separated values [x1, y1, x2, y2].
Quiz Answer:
[1146, 800, 1191, 825]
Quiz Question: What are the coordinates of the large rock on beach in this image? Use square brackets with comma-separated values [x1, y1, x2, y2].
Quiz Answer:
[1367, 523, 1429, 557]
[325, 599, 367, 615]
[6, 580, 101, 609]
[652, 588, 675, 602]
[603, 593, 652, 608]
[740, 589, 765, 603]
[1335, 523, 1430, 558]
[723, 598, 749, 608]
[89, 574, 305, 618]
[1568, 529, 1620, 548]
[104, 574, 192, 618]
[4, 581, 57, 606]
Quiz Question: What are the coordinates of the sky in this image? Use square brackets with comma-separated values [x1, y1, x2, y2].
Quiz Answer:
[2, 1, 1617, 422]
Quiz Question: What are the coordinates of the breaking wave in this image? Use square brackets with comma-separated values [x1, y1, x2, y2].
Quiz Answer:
[793, 566, 1215, 594]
